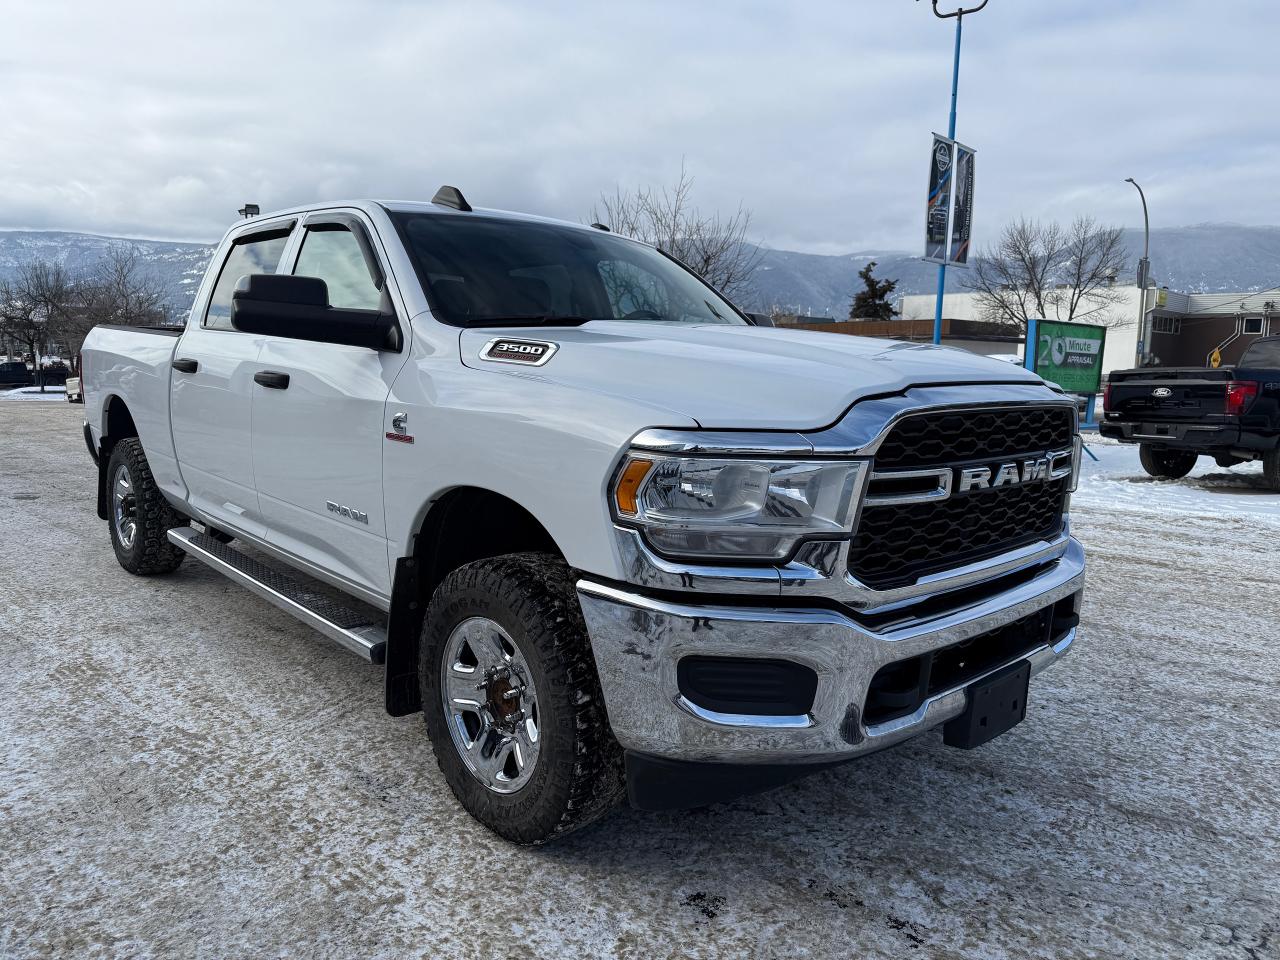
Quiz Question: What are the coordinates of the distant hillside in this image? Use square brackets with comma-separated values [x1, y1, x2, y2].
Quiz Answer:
[0, 230, 212, 317]
[3, 222, 1278, 321]
[744, 224, 1280, 318]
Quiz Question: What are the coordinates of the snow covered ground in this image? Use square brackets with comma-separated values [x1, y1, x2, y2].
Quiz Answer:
[1076, 431, 1280, 524]
[1, 405, 1275, 959]
[0, 385, 67, 402]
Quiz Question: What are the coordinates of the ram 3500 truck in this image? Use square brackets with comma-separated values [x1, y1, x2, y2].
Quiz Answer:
[81, 189, 1086, 843]
[1102, 337, 1280, 488]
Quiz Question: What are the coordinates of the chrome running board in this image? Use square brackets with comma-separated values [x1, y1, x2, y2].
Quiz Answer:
[167, 527, 387, 663]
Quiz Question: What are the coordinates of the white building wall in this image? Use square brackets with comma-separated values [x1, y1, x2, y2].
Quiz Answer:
[901, 286, 1145, 376]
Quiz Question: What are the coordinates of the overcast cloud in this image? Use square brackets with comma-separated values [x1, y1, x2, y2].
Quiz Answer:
[0, 0, 1273, 254]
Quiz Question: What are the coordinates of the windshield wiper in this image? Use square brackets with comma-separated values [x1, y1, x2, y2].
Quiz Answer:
[465, 315, 596, 329]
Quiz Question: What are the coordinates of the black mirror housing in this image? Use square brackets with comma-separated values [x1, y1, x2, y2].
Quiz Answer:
[231, 274, 397, 350]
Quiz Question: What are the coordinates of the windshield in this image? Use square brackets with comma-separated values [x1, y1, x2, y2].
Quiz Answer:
[392, 213, 747, 328]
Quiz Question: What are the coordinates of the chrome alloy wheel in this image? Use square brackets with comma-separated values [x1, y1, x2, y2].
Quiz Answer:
[112, 463, 138, 549]
[440, 617, 542, 795]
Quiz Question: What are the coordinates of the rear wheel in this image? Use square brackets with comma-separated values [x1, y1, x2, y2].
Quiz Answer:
[1264, 448, 1280, 491]
[106, 438, 185, 575]
[420, 553, 624, 844]
[1138, 444, 1197, 480]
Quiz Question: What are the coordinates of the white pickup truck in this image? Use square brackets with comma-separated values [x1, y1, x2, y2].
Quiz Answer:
[81, 188, 1086, 843]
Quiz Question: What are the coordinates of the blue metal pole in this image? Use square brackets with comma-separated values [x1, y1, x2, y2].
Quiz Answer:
[932, 13, 964, 345]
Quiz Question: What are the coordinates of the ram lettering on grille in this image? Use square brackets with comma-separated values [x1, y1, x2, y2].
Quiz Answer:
[849, 407, 1073, 590]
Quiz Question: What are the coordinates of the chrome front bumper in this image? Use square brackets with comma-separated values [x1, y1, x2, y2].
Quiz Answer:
[577, 537, 1085, 764]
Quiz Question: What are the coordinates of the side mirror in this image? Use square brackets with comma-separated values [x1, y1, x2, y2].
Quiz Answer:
[231, 274, 398, 350]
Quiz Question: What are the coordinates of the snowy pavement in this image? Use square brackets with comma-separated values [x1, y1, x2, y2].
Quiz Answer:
[1076, 431, 1280, 524]
[0, 404, 1276, 959]
[0, 385, 67, 402]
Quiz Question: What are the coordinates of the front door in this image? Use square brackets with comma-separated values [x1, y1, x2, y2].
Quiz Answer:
[250, 211, 410, 599]
[171, 220, 295, 537]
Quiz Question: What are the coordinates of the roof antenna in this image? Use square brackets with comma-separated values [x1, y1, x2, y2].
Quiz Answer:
[238, 203, 260, 219]
[431, 185, 472, 212]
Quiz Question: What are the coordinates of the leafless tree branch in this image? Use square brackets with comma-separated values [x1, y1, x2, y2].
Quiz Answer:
[590, 162, 762, 301]
[964, 216, 1130, 331]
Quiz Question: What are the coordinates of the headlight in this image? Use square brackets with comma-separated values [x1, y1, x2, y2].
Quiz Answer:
[612, 455, 867, 561]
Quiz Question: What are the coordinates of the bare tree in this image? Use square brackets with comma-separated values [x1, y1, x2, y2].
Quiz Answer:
[590, 164, 762, 301]
[0, 277, 51, 370]
[0, 246, 171, 388]
[1054, 217, 1128, 324]
[68, 245, 172, 357]
[964, 216, 1129, 330]
[0, 261, 74, 389]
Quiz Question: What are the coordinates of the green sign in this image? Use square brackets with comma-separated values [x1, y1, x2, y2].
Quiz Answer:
[1033, 319, 1107, 394]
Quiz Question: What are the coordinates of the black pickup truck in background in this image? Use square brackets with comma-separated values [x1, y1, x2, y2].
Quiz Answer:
[1102, 336, 1280, 489]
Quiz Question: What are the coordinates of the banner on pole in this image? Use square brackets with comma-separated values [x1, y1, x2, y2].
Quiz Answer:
[924, 133, 953, 264]
[947, 142, 975, 266]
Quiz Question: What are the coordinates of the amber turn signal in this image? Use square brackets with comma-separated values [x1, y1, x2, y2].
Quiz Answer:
[614, 458, 654, 516]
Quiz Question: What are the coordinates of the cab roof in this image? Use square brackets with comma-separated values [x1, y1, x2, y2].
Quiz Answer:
[238, 196, 615, 239]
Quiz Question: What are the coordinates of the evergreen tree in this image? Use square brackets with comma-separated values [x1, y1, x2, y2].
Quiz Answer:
[849, 261, 898, 321]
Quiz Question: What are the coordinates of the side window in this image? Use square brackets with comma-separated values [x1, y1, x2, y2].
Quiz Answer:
[202, 229, 291, 330]
[293, 226, 383, 310]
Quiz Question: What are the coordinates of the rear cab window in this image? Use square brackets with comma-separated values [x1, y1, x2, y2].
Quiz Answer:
[1240, 339, 1280, 367]
[202, 224, 294, 330]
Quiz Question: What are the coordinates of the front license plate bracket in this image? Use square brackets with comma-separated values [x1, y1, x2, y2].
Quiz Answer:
[943, 660, 1031, 750]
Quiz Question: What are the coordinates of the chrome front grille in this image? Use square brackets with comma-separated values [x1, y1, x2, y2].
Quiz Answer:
[847, 406, 1074, 591]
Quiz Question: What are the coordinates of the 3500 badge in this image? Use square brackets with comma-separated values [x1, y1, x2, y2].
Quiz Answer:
[482, 338, 558, 366]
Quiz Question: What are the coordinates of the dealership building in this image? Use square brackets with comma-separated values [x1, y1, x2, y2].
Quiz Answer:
[892, 284, 1278, 375]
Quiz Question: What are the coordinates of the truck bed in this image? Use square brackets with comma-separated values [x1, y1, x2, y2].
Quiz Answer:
[81, 323, 183, 494]
[1102, 360, 1280, 455]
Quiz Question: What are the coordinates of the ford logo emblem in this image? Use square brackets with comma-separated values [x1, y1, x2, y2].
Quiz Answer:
[1152, 387, 1172, 398]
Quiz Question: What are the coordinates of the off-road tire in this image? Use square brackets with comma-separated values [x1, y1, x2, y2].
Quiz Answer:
[1138, 443, 1197, 480]
[420, 553, 625, 844]
[1264, 448, 1280, 491]
[106, 438, 186, 575]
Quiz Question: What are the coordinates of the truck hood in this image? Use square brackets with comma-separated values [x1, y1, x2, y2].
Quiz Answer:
[459, 321, 1046, 429]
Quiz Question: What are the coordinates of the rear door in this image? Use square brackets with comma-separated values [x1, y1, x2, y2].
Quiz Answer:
[250, 210, 410, 599]
[170, 219, 296, 536]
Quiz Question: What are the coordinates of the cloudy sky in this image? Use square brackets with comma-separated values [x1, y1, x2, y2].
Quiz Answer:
[1, 0, 1273, 254]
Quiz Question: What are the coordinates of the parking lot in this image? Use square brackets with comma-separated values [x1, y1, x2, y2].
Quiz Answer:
[1, 403, 1276, 959]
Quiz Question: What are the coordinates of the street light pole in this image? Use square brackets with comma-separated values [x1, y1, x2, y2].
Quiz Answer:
[927, 0, 988, 345]
[1125, 177, 1151, 365]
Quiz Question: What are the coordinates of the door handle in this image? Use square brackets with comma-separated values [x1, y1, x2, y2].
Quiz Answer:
[171, 358, 198, 373]
[254, 370, 290, 390]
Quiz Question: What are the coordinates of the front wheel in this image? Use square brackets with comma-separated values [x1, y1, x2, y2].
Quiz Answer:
[420, 553, 624, 844]
[1138, 444, 1197, 480]
[105, 438, 185, 575]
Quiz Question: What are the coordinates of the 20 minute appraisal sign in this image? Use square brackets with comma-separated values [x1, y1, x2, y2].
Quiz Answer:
[1033, 320, 1107, 395]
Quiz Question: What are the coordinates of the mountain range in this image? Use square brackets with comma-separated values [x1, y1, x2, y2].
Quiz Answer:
[3, 223, 1279, 321]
